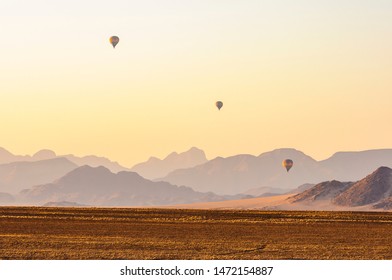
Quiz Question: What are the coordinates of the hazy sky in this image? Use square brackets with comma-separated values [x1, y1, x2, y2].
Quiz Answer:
[1, 1, 392, 166]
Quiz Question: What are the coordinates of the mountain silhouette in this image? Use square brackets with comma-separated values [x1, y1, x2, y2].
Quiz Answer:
[3, 146, 392, 197]
[334, 166, 392, 206]
[159, 148, 392, 195]
[0, 147, 29, 164]
[62, 154, 130, 173]
[0, 158, 78, 194]
[319, 150, 392, 181]
[170, 167, 392, 211]
[131, 147, 207, 179]
[19, 165, 235, 206]
[159, 148, 328, 195]
[32, 149, 57, 160]
[0, 147, 129, 173]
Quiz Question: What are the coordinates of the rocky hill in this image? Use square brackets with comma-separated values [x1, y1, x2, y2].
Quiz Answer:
[289, 181, 353, 203]
[334, 167, 392, 206]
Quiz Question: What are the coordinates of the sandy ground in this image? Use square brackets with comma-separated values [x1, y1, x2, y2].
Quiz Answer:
[165, 194, 381, 211]
[2, 207, 392, 259]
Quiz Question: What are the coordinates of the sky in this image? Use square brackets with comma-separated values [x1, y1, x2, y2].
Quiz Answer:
[1, 0, 392, 167]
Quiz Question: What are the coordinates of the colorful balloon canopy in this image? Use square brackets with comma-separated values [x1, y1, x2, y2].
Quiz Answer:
[282, 159, 293, 172]
[109, 36, 120, 48]
[215, 101, 223, 110]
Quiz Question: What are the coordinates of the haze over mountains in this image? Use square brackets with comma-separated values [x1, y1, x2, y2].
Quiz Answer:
[160, 148, 392, 195]
[0, 147, 129, 173]
[173, 167, 392, 211]
[0, 147, 31, 164]
[0, 158, 77, 194]
[319, 150, 392, 181]
[130, 147, 207, 179]
[19, 166, 238, 206]
[1, 146, 392, 210]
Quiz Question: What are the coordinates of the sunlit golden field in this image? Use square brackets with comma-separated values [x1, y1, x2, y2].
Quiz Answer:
[1, 207, 392, 260]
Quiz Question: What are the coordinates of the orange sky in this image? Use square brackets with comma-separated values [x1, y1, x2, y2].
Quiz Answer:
[1, 1, 391, 166]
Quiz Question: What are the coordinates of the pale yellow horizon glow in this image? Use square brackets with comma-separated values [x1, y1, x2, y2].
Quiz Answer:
[1, 1, 392, 167]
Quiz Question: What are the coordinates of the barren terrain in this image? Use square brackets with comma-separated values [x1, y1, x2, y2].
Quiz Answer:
[1, 207, 392, 260]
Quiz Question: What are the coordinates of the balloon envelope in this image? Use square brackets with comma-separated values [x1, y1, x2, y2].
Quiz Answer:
[282, 159, 293, 172]
[109, 36, 120, 48]
[216, 101, 223, 110]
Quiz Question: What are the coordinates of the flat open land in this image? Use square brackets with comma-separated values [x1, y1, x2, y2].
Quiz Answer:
[1, 207, 392, 260]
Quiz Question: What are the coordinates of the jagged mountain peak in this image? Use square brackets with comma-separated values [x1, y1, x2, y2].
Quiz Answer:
[130, 147, 208, 180]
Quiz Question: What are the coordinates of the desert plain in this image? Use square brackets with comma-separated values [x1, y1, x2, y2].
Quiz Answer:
[1, 206, 392, 260]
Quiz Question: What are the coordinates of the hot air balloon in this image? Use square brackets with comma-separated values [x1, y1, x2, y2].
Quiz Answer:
[109, 36, 120, 48]
[216, 101, 223, 110]
[282, 159, 293, 172]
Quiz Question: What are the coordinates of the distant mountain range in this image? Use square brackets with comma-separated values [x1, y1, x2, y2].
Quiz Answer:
[159, 148, 392, 195]
[130, 147, 207, 179]
[2, 146, 392, 209]
[170, 167, 392, 211]
[0, 147, 30, 164]
[0, 146, 208, 178]
[0, 158, 77, 194]
[319, 150, 392, 181]
[18, 165, 244, 206]
[0, 147, 129, 173]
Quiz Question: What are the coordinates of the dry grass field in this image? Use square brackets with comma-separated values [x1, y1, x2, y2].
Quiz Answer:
[1, 207, 392, 260]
